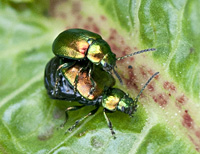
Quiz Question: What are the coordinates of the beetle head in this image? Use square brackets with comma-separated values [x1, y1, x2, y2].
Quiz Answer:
[102, 88, 136, 115]
[87, 39, 116, 72]
[100, 53, 116, 72]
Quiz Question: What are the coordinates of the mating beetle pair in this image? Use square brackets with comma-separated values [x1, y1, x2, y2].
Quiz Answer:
[44, 57, 159, 138]
[45, 28, 159, 138]
[44, 57, 158, 137]
[53, 29, 156, 87]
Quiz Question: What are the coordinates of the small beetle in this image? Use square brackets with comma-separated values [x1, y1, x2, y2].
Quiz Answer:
[53, 29, 156, 85]
[44, 57, 159, 138]
[45, 57, 115, 101]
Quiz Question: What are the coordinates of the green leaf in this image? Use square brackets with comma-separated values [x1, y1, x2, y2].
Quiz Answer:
[0, 0, 199, 153]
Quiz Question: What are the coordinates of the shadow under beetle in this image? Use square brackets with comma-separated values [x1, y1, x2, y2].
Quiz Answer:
[53, 28, 156, 88]
[44, 57, 159, 138]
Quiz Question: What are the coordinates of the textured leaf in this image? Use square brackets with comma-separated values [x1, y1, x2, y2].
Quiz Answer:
[0, 0, 199, 153]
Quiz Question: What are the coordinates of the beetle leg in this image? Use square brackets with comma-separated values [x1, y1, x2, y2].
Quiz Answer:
[65, 106, 99, 134]
[113, 67, 123, 85]
[103, 108, 116, 139]
[74, 67, 84, 93]
[60, 105, 85, 128]
[87, 65, 96, 97]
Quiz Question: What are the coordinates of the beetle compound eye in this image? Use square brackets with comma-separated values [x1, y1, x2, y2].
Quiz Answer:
[87, 38, 95, 45]
[103, 63, 113, 72]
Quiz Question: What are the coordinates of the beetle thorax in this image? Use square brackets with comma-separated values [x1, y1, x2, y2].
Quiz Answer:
[102, 95, 119, 111]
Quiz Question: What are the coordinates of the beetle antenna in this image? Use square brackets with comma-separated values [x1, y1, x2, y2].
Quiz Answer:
[134, 72, 159, 103]
[113, 68, 123, 85]
[117, 48, 156, 61]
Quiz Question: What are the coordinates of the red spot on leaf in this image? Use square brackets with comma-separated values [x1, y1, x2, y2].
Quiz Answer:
[100, 15, 107, 21]
[72, 1, 81, 14]
[147, 83, 154, 92]
[163, 81, 176, 92]
[175, 95, 187, 109]
[177, 95, 187, 104]
[182, 110, 194, 129]
[83, 24, 90, 30]
[110, 43, 118, 53]
[147, 69, 159, 80]
[147, 69, 154, 76]
[77, 15, 82, 20]
[139, 66, 148, 79]
[196, 130, 200, 139]
[188, 135, 200, 152]
[87, 17, 93, 22]
[153, 93, 169, 107]
[92, 24, 100, 33]
[124, 46, 131, 53]
[121, 67, 138, 90]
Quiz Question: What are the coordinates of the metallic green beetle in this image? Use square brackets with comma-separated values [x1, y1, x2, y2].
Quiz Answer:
[53, 29, 156, 84]
[44, 57, 159, 138]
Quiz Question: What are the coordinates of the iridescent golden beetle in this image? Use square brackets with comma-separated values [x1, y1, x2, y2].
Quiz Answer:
[53, 28, 156, 86]
[44, 57, 159, 138]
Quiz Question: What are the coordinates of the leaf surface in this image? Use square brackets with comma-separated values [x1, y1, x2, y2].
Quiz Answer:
[0, 0, 199, 153]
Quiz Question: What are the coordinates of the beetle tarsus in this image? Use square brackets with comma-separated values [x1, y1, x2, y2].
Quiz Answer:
[64, 106, 99, 134]
[103, 109, 116, 139]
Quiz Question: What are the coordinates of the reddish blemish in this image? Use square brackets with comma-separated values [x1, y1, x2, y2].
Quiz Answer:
[49, 0, 67, 17]
[92, 24, 100, 33]
[121, 46, 132, 58]
[163, 81, 176, 92]
[154, 73, 159, 80]
[176, 95, 187, 104]
[124, 46, 131, 53]
[153, 93, 169, 107]
[120, 39, 125, 45]
[130, 57, 134, 61]
[121, 68, 138, 90]
[72, 23, 78, 28]
[118, 46, 133, 62]
[77, 15, 82, 20]
[83, 24, 90, 30]
[168, 93, 171, 96]
[182, 110, 194, 129]
[139, 66, 148, 79]
[59, 12, 67, 18]
[72, 2, 81, 14]
[87, 17, 93, 22]
[147, 69, 154, 76]
[175, 95, 187, 109]
[108, 35, 115, 41]
[100, 15, 107, 21]
[110, 43, 118, 53]
[188, 135, 200, 152]
[108, 29, 117, 41]
[195, 130, 200, 138]
[148, 69, 159, 80]
[147, 83, 154, 92]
